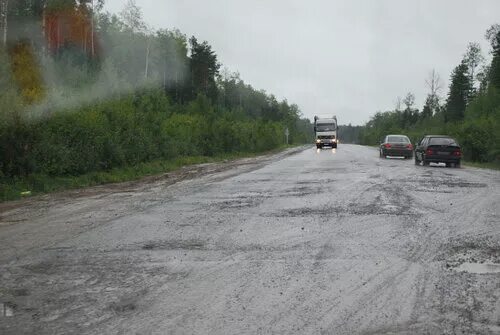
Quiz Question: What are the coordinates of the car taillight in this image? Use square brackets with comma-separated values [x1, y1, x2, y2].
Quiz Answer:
[452, 150, 462, 157]
[407, 144, 413, 150]
[384, 143, 392, 148]
[426, 149, 434, 155]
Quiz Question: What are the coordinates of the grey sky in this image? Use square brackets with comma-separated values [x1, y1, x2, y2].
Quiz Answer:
[104, 0, 500, 125]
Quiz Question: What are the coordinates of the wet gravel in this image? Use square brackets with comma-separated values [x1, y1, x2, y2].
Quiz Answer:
[1, 145, 500, 334]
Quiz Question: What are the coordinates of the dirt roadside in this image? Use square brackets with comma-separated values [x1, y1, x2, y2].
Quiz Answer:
[0, 146, 308, 222]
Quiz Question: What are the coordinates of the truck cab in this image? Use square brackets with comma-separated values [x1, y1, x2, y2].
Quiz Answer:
[314, 116, 338, 149]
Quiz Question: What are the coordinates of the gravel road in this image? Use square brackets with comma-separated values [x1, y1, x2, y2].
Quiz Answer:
[1, 144, 500, 334]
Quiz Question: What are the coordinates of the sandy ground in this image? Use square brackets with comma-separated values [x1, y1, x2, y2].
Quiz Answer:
[1, 144, 499, 334]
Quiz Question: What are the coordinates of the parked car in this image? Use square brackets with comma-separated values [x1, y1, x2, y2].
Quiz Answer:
[414, 135, 462, 167]
[379, 135, 413, 159]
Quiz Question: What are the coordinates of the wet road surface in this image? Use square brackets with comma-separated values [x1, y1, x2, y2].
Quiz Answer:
[1, 144, 500, 334]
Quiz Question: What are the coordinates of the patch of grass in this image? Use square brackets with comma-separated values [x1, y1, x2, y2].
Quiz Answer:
[0, 145, 299, 203]
[463, 161, 500, 171]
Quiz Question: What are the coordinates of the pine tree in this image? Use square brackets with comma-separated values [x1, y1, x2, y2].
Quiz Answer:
[463, 42, 484, 103]
[421, 96, 433, 119]
[445, 61, 471, 122]
[189, 37, 220, 102]
[489, 28, 500, 89]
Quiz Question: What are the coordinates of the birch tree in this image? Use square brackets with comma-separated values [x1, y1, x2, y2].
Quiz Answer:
[119, 0, 151, 79]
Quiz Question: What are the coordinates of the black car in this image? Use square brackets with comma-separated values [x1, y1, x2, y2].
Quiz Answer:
[414, 135, 462, 167]
[379, 135, 413, 159]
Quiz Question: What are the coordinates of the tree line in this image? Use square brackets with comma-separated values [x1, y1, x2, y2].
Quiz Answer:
[358, 24, 500, 164]
[0, 0, 313, 190]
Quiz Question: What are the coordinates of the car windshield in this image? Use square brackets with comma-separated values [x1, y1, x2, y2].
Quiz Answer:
[429, 137, 457, 146]
[387, 136, 409, 143]
[316, 124, 336, 132]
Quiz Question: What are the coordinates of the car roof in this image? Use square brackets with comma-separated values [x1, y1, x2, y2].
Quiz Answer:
[425, 135, 453, 138]
[386, 134, 409, 137]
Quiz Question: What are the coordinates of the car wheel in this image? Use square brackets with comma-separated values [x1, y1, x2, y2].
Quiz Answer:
[445, 163, 451, 167]
[414, 154, 421, 165]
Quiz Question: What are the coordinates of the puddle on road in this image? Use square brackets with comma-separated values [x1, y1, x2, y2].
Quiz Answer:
[453, 263, 500, 274]
[1, 302, 15, 317]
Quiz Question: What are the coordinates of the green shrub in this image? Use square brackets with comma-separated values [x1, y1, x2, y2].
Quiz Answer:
[1, 90, 306, 182]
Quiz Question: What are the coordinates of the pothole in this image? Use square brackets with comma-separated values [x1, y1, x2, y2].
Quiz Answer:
[141, 239, 205, 250]
[1, 302, 16, 317]
[440, 241, 500, 274]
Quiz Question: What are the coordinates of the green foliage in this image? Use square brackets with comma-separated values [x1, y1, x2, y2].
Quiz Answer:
[0, 89, 309, 180]
[338, 124, 363, 144]
[421, 94, 439, 119]
[445, 61, 471, 122]
[489, 28, 500, 90]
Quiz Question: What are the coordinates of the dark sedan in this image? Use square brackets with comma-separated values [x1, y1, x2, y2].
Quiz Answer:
[379, 135, 413, 159]
[414, 135, 462, 167]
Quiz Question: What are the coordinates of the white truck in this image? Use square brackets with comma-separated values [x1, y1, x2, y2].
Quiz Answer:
[314, 115, 338, 149]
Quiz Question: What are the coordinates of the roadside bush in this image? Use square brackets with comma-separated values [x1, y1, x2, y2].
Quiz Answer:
[459, 117, 500, 162]
[0, 90, 302, 180]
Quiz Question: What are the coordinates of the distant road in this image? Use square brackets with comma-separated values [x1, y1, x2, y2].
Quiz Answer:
[1, 145, 500, 334]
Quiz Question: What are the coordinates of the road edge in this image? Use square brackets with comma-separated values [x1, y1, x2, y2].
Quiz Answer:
[0, 145, 309, 214]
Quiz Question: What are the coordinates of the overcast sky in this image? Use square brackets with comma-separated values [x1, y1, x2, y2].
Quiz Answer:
[104, 0, 500, 125]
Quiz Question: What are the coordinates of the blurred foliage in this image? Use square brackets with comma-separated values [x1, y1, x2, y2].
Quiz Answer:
[338, 124, 363, 144]
[7, 41, 45, 104]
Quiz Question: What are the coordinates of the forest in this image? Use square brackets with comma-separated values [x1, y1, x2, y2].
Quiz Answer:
[358, 25, 500, 165]
[0, 0, 313, 200]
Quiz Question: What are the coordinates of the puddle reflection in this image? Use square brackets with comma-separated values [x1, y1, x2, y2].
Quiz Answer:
[315, 148, 337, 155]
[454, 262, 500, 274]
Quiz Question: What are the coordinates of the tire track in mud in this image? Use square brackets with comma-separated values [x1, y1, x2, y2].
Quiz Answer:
[253, 158, 439, 332]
